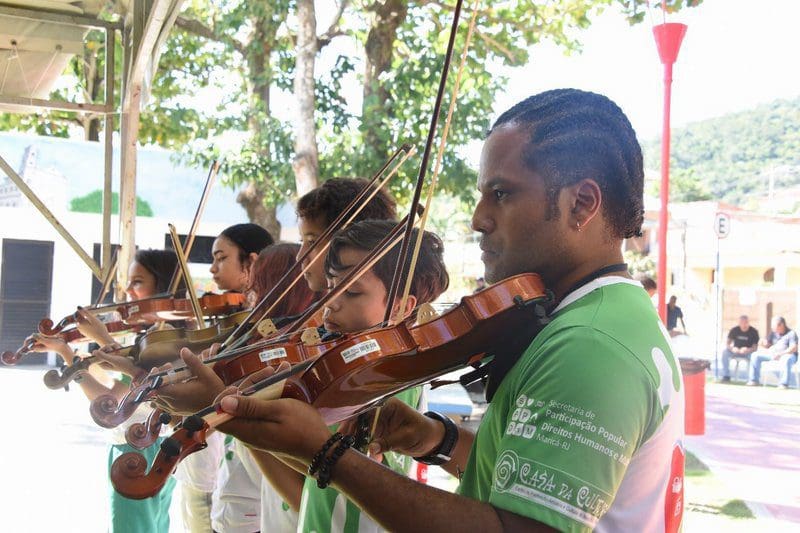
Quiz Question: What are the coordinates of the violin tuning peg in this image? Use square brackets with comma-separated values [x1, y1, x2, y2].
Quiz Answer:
[182, 415, 204, 433]
[160, 437, 182, 459]
[158, 412, 172, 425]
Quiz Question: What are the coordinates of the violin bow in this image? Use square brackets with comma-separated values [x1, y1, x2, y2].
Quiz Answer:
[220, 145, 416, 351]
[383, 0, 466, 323]
[394, 0, 480, 322]
[168, 223, 205, 326]
[167, 160, 220, 296]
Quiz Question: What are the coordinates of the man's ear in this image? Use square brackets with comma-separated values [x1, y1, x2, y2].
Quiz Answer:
[567, 178, 602, 229]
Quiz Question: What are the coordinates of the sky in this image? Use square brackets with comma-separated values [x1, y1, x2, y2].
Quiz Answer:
[494, 0, 800, 139]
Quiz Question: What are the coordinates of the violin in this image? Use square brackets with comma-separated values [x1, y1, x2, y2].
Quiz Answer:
[86, 309, 286, 428]
[2, 321, 140, 366]
[120, 292, 247, 324]
[38, 293, 246, 337]
[110, 273, 551, 499]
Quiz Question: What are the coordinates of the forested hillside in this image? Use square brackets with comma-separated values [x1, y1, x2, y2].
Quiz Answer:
[643, 97, 800, 207]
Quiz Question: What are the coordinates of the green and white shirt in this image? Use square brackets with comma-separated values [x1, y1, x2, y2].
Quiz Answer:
[457, 277, 685, 532]
[296, 387, 423, 533]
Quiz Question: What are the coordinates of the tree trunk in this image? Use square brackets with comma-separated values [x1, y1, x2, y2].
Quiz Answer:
[86, 118, 101, 141]
[363, 0, 408, 157]
[240, 10, 281, 236]
[237, 181, 281, 239]
[292, 0, 320, 196]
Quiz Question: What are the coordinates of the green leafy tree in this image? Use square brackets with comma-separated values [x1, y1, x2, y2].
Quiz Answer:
[70, 190, 154, 217]
[644, 97, 800, 206]
[1, 0, 704, 236]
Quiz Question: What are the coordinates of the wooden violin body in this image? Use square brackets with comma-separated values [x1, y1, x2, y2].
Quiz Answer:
[89, 311, 251, 428]
[111, 273, 551, 499]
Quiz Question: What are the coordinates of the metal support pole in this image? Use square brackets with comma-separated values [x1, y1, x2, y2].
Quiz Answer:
[653, 23, 687, 325]
[656, 60, 673, 324]
[714, 237, 721, 379]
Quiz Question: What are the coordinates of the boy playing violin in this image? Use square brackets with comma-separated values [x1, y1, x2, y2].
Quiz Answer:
[150, 219, 449, 533]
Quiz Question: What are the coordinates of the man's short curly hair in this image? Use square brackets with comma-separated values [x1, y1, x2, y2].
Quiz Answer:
[490, 89, 645, 239]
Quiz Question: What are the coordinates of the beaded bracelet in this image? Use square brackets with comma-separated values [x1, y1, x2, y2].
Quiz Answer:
[308, 433, 344, 476]
[316, 434, 355, 489]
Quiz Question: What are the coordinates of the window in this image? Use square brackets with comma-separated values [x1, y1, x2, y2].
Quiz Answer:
[0, 239, 54, 365]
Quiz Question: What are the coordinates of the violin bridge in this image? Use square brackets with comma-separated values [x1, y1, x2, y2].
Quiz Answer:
[416, 303, 439, 325]
[256, 319, 277, 338]
[301, 327, 321, 346]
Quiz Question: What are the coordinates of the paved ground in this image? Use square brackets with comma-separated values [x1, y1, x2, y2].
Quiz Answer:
[1, 366, 797, 531]
[685, 381, 800, 528]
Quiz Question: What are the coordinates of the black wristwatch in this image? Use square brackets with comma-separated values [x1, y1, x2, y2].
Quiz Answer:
[414, 411, 459, 466]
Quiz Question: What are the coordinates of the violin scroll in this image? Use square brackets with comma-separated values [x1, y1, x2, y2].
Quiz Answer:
[89, 392, 135, 428]
[126, 409, 172, 449]
[42, 356, 92, 390]
[38, 317, 60, 336]
[2, 337, 37, 365]
[1, 349, 21, 366]
[111, 418, 210, 500]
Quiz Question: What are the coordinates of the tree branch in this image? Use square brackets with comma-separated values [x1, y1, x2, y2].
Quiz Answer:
[175, 15, 246, 55]
[317, 0, 349, 49]
[473, 27, 517, 63]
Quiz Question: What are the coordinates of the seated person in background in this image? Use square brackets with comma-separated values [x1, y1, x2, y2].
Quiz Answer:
[666, 295, 686, 336]
[720, 315, 760, 382]
[747, 316, 799, 388]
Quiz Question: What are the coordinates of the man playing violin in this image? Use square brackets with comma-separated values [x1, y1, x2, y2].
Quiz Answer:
[210, 89, 685, 532]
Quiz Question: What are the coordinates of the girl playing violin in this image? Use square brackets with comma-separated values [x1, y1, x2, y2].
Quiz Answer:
[204, 223, 274, 533]
[27, 249, 179, 533]
[211, 223, 274, 294]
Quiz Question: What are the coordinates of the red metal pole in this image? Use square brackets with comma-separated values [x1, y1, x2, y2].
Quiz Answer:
[653, 22, 687, 324]
[657, 61, 673, 324]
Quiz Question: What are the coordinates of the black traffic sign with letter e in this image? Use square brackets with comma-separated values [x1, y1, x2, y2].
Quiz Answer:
[714, 212, 731, 239]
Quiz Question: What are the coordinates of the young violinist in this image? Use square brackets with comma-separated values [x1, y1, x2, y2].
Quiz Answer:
[207, 223, 274, 533]
[148, 180, 397, 532]
[211, 223, 275, 293]
[28, 249, 179, 533]
[215, 90, 686, 532]
[295, 177, 397, 293]
[298, 219, 449, 533]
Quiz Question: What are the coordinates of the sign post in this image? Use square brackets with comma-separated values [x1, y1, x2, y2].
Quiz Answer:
[713, 212, 731, 379]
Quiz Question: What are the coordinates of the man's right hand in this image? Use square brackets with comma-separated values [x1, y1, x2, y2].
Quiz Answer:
[343, 398, 445, 461]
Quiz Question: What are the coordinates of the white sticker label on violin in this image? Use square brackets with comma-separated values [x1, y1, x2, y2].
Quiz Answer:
[340, 339, 380, 363]
[259, 347, 287, 363]
[128, 305, 139, 314]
